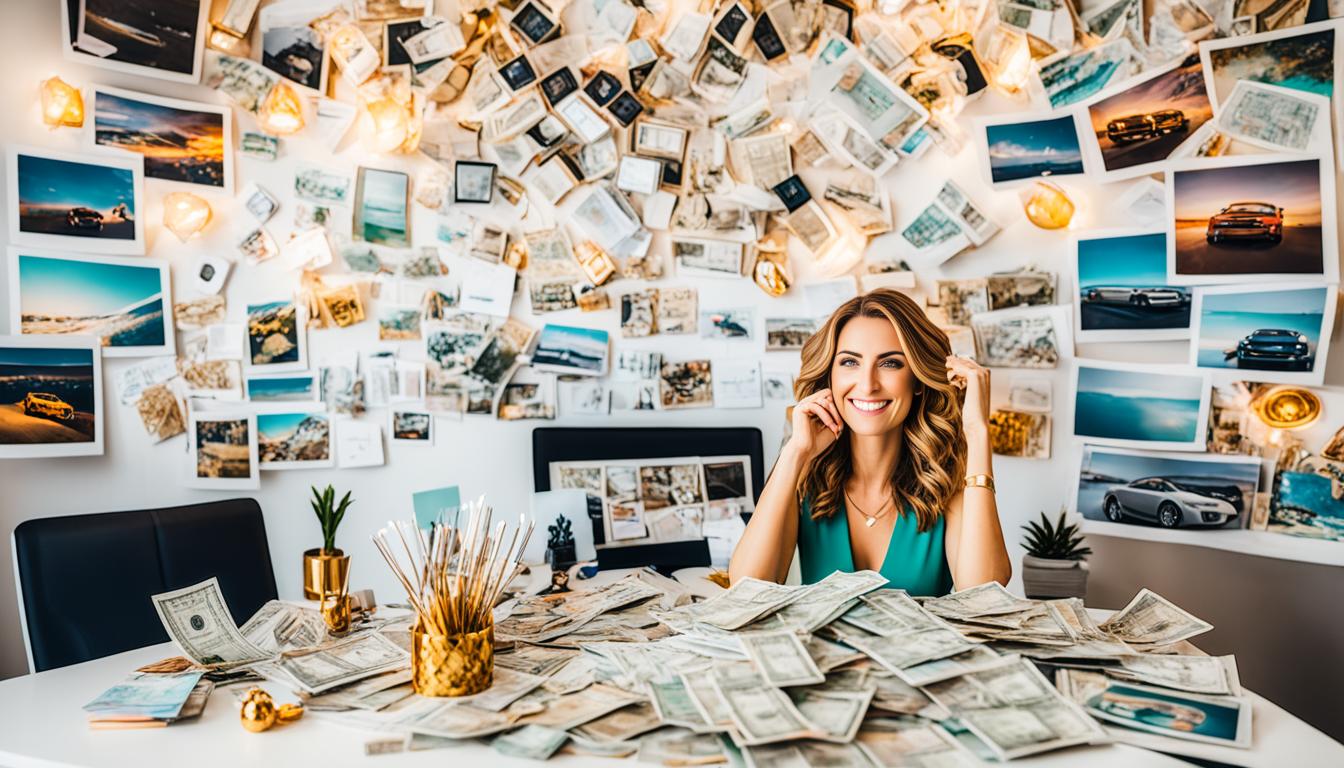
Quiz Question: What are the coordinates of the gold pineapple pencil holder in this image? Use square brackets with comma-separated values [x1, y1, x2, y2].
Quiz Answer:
[412, 620, 494, 697]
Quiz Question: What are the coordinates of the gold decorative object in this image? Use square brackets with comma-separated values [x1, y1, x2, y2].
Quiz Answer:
[239, 688, 277, 732]
[412, 621, 494, 697]
[40, 76, 83, 128]
[276, 703, 305, 724]
[320, 556, 352, 636]
[258, 81, 305, 136]
[162, 192, 212, 242]
[573, 240, 617, 286]
[1022, 181, 1074, 230]
[361, 97, 409, 153]
[302, 549, 349, 601]
[752, 251, 791, 297]
[1253, 385, 1322, 430]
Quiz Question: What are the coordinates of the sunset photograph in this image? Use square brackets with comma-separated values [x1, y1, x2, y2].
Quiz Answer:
[92, 87, 230, 190]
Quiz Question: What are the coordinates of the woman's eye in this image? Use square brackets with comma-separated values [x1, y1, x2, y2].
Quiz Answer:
[880, 359, 904, 369]
[838, 358, 857, 367]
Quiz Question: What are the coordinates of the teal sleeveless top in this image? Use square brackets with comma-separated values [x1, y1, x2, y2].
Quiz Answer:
[798, 498, 953, 596]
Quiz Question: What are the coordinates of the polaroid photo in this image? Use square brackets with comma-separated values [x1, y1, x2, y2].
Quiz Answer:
[7, 247, 173, 358]
[1077, 53, 1213, 182]
[383, 17, 436, 67]
[571, 185, 641, 252]
[621, 289, 658, 337]
[584, 70, 622, 106]
[259, 2, 330, 92]
[810, 34, 928, 150]
[239, 131, 280, 162]
[766, 318, 818, 351]
[1072, 359, 1211, 451]
[555, 97, 611, 144]
[1036, 37, 1141, 109]
[1074, 229, 1191, 343]
[88, 85, 232, 192]
[378, 304, 423, 342]
[540, 66, 580, 106]
[191, 251, 232, 295]
[558, 376, 609, 415]
[655, 287, 697, 335]
[616, 155, 663, 195]
[660, 359, 714, 409]
[673, 237, 743, 278]
[0, 335, 103, 458]
[771, 175, 813, 213]
[336, 419, 384, 468]
[532, 323, 609, 376]
[607, 91, 644, 127]
[246, 372, 320, 403]
[699, 308, 755, 341]
[61, 0, 209, 84]
[6, 145, 145, 255]
[751, 6, 787, 60]
[971, 305, 1072, 369]
[245, 298, 307, 372]
[810, 110, 898, 177]
[454, 161, 497, 204]
[525, 154, 580, 205]
[1198, 18, 1339, 120]
[241, 182, 279, 223]
[256, 406, 333, 470]
[390, 409, 434, 444]
[526, 116, 567, 149]
[937, 278, 990, 328]
[186, 410, 259, 490]
[1190, 282, 1336, 386]
[1075, 445, 1261, 531]
[498, 371, 557, 420]
[976, 112, 1086, 189]
[294, 164, 351, 205]
[205, 54, 280, 114]
[1165, 154, 1337, 286]
[1215, 80, 1331, 155]
[354, 167, 410, 247]
[499, 54, 539, 91]
[713, 1, 754, 50]
[510, 0, 561, 45]
[237, 226, 279, 265]
[469, 318, 536, 389]
[173, 295, 226, 332]
[633, 119, 690, 161]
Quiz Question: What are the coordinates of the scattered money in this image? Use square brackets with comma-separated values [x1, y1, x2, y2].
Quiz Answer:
[492, 724, 569, 761]
[150, 578, 269, 667]
[1099, 589, 1214, 647]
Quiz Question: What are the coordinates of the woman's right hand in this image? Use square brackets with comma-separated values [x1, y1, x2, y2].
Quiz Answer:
[787, 388, 844, 463]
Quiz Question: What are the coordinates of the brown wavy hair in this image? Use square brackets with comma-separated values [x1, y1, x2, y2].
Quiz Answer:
[794, 289, 966, 532]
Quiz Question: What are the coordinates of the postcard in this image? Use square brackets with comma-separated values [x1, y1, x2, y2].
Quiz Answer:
[1165, 154, 1337, 285]
[88, 85, 232, 192]
[937, 280, 990, 328]
[7, 145, 145, 255]
[1079, 678, 1252, 748]
[205, 54, 279, 114]
[712, 359, 763, 409]
[425, 313, 493, 376]
[256, 406, 333, 470]
[0, 336, 104, 459]
[765, 318, 818, 351]
[1076, 445, 1262, 531]
[295, 165, 352, 205]
[672, 237, 742, 278]
[390, 409, 434, 444]
[1074, 229, 1191, 343]
[458, 259, 517, 318]
[610, 381, 660, 411]
[1215, 80, 1331, 155]
[498, 373, 556, 420]
[970, 305, 1071, 369]
[660, 359, 713, 409]
[8, 247, 173, 358]
[470, 318, 536, 388]
[354, 167, 410, 247]
[185, 409, 259, 490]
[532, 324, 609, 377]
[377, 305, 423, 342]
[987, 410, 1051, 459]
[699, 308, 754, 341]
[621, 290, 658, 338]
[61, 0, 209, 84]
[1036, 38, 1140, 108]
[762, 371, 794, 400]
[1071, 359, 1211, 451]
[245, 298, 307, 373]
[614, 350, 663, 381]
[977, 112, 1086, 188]
[334, 418, 383, 468]
[259, 1, 330, 92]
[245, 372, 319, 403]
[1198, 19, 1337, 112]
[1190, 282, 1336, 386]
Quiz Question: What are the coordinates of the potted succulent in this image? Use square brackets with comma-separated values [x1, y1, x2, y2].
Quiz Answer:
[1020, 509, 1092, 600]
[303, 485, 354, 600]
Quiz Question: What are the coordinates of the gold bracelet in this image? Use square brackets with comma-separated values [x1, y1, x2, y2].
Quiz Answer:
[964, 474, 995, 493]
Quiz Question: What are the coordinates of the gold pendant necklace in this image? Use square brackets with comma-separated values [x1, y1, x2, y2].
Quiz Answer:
[845, 490, 893, 528]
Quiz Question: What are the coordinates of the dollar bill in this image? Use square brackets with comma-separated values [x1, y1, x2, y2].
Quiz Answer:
[255, 632, 408, 694]
[683, 577, 808, 630]
[572, 701, 663, 743]
[1099, 589, 1213, 646]
[679, 667, 736, 729]
[711, 678, 821, 746]
[789, 687, 874, 743]
[739, 630, 825, 687]
[151, 578, 270, 667]
[773, 569, 888, 631]
[922, 582, 1038, 619]
[240, 600, 328, 653]
[898, 645, 1004, 687]
[516, 683, 645, 731]
[846, 627, 978, 677]
[492, 724, 569, 760]
[803, 635, 866, 673]
[647, 677, 716, 731]
[857, 719, 977, 766]
[1112, 654, 1240, 696]
[636, 730, 728, 765]
[83, 671, 205, 720]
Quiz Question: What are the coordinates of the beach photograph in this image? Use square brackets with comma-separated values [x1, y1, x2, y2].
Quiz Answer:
[1201, 21, 1335, 108]
[1078, 446, 1260, 530]
[377, 305, 422, 341]
[257, 410, 332, 469]
[191, 414, 257, 488]
[765, 318, 817, 351]
[1076, 230, 1190, 341]
[10, 147, 143, 253]
[0, 338, 100, 458]
[91, 87, 229, 190]
[1192, 284, 1333, 384]
[1085, 54, 1211, 176]
[982, 114, 1086, 186]
[246, 373, 318, 402]
[9, 249, 171, 356]
[532, 324, 609, 376]
[355, 167, 410, 247]
[1073, 361, 1208, 448]
[246, 299, 304, 370]
[1169, 157, 1328, 281]
[391, 410, 432, 442]
[64, 0, 206, 81]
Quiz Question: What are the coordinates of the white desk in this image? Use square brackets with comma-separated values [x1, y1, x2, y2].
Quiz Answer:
[1, 569, 1340, 768]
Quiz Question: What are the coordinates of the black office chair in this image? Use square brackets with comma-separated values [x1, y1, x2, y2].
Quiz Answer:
[12, 498, 278, 673]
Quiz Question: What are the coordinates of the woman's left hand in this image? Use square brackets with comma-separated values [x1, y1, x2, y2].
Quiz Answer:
[946, 355, 991, 436]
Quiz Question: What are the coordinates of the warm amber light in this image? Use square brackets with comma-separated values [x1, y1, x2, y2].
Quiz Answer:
[162, 192, 212, 242]
[360, 97, 408, 153]
[40, 76, 83, 128]
[1023, 181, 1075, 229]
[258, 81, 305, 136]
[1254, 386, 1322, 430]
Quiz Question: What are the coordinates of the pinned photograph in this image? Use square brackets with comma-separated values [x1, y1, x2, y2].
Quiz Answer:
[295, 165, 351, 205]
[609, 500, 647, 540]
[988, 410, 1051, 459]
[8, 248, 173, 357]
[1080, 679, 1252, 749]
[655, 287, 697, 335]
[259, 4, 329, 92]
[174, 295, 226, 331]
[1190, 283, 1336, 386]
[378, 304, 423, 342]
[426, 314, 493, 376]
[713, 359, 762, 409]
[242, 182, 279, 223]
[390, 410, 434, 443]
[1079, 53, 1212, 180]
[970, 305, 1070, 369]
[621, 290, 658, 338]
[639, 464, 704, 510]
[7, 145, 145, 255]
[1077, 446, 1261, 531]
[1074, 229, 1191, 342]
[987, 271, 1056, 310]
[539, 66, 580, 106]
[660, 359, 713, 409]
[246, 372, 319, 402]
[936, 279, 990, 328]
[257, 407, 333, 470]
[186, 411, 259, 490]
[317, 283, 364, 328]
[766, 318, 817, 351]
[1072, 359, 1210, 451]
[700, 308, 754, 340]
[89, 86, 231, 191]
[0, 336, 103, 459]
[978, 113, 1085, 188]
[190, 252, 231, 295]
[469, 318, 536, 389]
[532, 324, 609, 376]
[354, 167, 409, 247]
[1037, 38, 1140, 108]
[61, 0, 208, 83]
[512, 1, 561, 45]
[1199, 19, 1336, 112]
[673, 237, 742, 278]
[1166, 155, 1336, 285]
[454, 161, 497, 204]
[246, 298, 306, 372]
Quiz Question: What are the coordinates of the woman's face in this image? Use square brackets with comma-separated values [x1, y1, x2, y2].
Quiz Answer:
[830, 315, 919, 436]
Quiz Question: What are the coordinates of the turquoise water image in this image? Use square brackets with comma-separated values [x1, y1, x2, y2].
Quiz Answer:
[358, 168, 408, 246]
[1196, 287, 1325, 368]
[1075, 392, 1202, 442]
[1093, 684, 1239, 741]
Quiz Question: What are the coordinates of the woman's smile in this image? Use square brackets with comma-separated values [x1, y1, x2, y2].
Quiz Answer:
[848, 397, 892, 415]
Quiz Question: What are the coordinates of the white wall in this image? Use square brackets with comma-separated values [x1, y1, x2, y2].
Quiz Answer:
[3, 1, 1343, 682]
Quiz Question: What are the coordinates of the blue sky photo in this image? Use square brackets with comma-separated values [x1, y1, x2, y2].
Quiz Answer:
[18, 254, 161, 317]
[1075, 365, 1204, 443]
[1197, 286, 1326, 368]
[1078, 447, 1260, 522]
[18, 154, 135, 214]
[257, 411, 324, 441]
[534, 324, 609, 372]
[247, 375, 315, 401]
[1078, 233, 1168, 289]
[0, 345, 93, 368]
[986, 115, 1085, 183]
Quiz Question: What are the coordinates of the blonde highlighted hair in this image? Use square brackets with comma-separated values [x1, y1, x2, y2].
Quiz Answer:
[794, 289, 966, 532]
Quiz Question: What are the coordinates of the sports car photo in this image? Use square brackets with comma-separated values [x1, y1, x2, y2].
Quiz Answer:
[1102, 476, 1243, 528]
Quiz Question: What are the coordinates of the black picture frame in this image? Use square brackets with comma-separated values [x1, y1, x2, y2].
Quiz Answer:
[510, 1, 560, 45]
[526, 117, 568, 148]
[453, 161, 497, 204]
[384, 18, 430, 67]
[714, 3, 750, 45]
[772, 175, 812, 213]
[628, 60, 656, 92]
[540, 66, 579, 106]
[660, 159, 684, 190]
[607, 91, 644, 127]
[752, 12, 786, 61]
[499, 54, 538, 91]
[584, 70, 621, 106]
[822, 0, 855, 40]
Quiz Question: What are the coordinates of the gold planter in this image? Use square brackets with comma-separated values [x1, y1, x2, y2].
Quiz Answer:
[412, 621, 494, 697]
[302, 549, 348, 600]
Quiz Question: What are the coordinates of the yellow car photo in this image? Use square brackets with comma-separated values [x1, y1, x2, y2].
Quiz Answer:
[21, 392, 76, 421]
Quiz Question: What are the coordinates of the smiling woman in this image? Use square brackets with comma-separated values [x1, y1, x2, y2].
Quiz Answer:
[728, 289, 1012, 594]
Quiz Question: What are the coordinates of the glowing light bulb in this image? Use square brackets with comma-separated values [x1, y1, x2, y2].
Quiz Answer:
[360, 97, 408, 153]
[162, 192, 212, 242]
[40, 76, 83, 128]
[258, 81, 305, 136]
[1022, 181, 1074, 229]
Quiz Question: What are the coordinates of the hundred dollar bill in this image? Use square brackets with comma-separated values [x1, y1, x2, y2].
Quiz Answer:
[255, 632, 408, 694]
[711, 678, 822, 746]
[572, 701, 663, 743]
[1099, 589, 1213, 646]
[804, 635, 866, 673]
[1112, 654, 1240, 696]
[789, 687, 874, 743]
[845, 627, 978, 677]
[856, 719, 976, 766]
[922, 581, 1038, 619]
[646, 677, 715, 731]
[773, 569, 888, 631]
[516, 684, 645, 731]
[150, 578, 270, 667]
[739, 630, 825, 687]
[492, 724, 569, 761]
[683, 577, 808, 630]
[678, 666, 735, 729]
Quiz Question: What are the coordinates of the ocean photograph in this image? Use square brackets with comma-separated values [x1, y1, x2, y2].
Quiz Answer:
[17, 152, 137, 241]
[985, 115, 1085, 184]
[356, 168, 409, 247]
[246, 374, 317, 402]
[532, 324, 609, 375]
[0, 344, 96, 445]
[15, 252, 166, 349]
[258, 411, 331, 467]
[1077, 232, 1189, 333]
[1074, 364, 1205, 444]
[1195, 286, 1327, 372]
[1077, 446, 1260, 529]
[93, 89, 226, 188]
[1205, 26, 1335, 107]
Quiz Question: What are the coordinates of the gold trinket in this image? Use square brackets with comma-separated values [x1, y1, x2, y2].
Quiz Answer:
[239, 688, 277, 733]
[1253, 386, 1322, 430]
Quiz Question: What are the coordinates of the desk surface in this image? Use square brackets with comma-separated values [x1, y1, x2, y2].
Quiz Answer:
[1, 569, 1340, 768]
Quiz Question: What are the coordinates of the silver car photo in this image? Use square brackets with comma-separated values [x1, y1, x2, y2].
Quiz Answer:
[1102, 476, 1243, 528]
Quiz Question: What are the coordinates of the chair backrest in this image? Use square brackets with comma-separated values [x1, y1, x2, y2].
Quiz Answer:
[12, 498, 278, 673]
